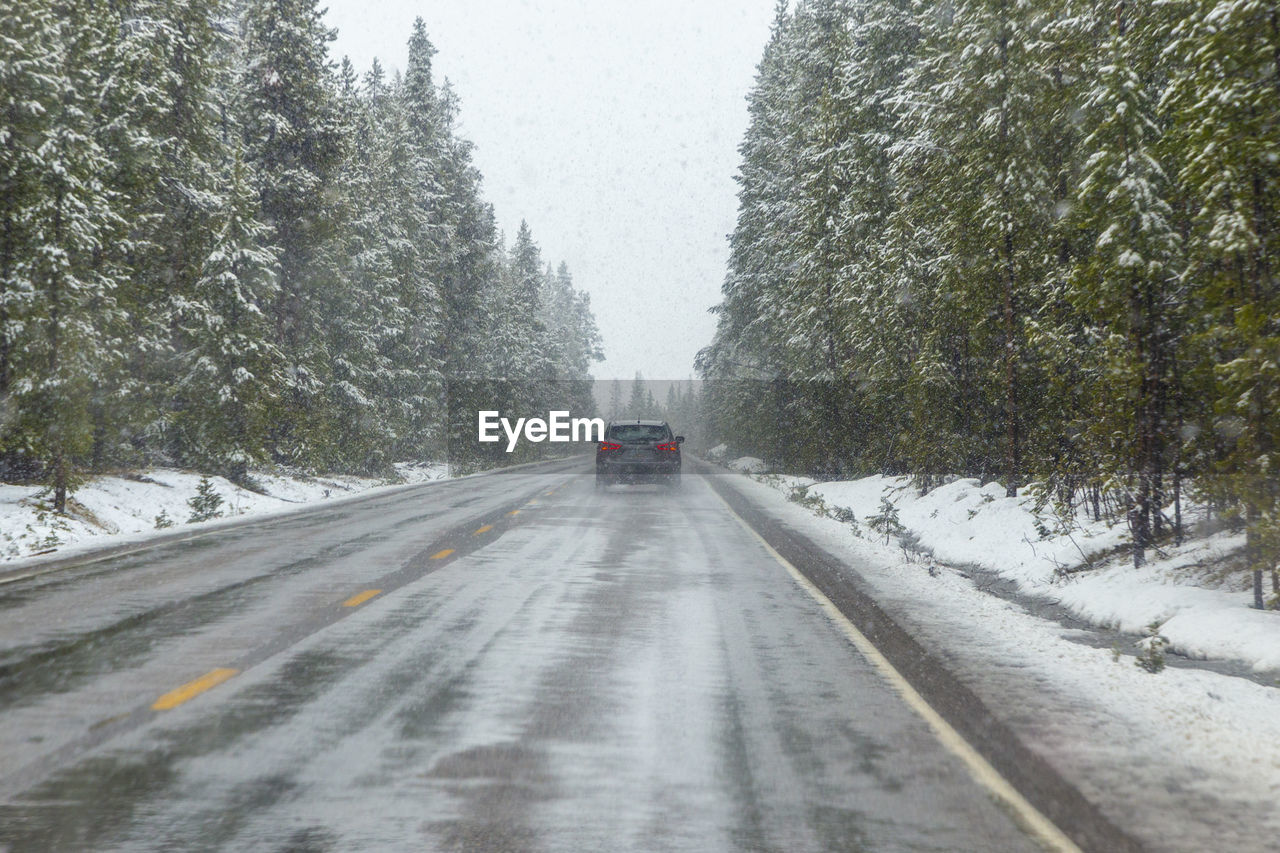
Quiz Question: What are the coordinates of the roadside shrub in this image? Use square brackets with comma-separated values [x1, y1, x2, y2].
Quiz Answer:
[187, 477, 225, 524]
[867, 497, 905, 544]
[1135, 622, 1168, 674]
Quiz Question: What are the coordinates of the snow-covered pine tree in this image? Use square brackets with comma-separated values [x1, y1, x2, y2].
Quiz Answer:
[22, 3, 133, 511]
[538, 262, 601, 417]
[1161, 0, 1280, 607]
[509, 221, 546, 315]
[171, 149, 279, 481]
[894, 0, 1059, 495]
[823, 0, 921, 476]
[627, 373, 648, 419]
[101, 0, 245, 472]
[1066, 1, 1182, 567]
[432, 77, 498, 387]
[0, 0, 63, 481]
[664, 384, 680, 421]
[240, 0, 344, 466]
[700, 0, 804, 462]
[389, 22, 448, 461]
[773, 0, 864, 476]
[322, 58, 401, 473]
[607, 379, 623, 421]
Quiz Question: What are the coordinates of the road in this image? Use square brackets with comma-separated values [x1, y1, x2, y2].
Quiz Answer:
[0, 459, 1048, 852]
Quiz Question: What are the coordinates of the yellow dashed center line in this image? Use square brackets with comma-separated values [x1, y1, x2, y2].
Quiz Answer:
[152, 668, 239, 711]
[144, 495, 557, 719]
[342, 589, 381, 608]
[526, 499, 538, 505]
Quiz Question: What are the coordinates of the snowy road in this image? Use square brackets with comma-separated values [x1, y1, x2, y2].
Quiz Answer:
[0, 460, 1077, 851]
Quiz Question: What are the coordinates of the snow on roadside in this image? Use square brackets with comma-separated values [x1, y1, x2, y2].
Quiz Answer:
[730, 460, 1277, 676]
[722, 469, 1280, 852]
[1, 463, 450, 566]
[726, 455, 768, 474]
[393, 461, 451, 484]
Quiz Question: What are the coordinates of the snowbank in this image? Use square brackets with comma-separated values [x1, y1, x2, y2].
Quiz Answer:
[728, 456, 768, 474]
[755, 472, 1279, 674]
[1, 463, 449, 566]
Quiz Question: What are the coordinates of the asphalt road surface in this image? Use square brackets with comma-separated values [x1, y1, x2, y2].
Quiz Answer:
[0, 459, 1049, 852]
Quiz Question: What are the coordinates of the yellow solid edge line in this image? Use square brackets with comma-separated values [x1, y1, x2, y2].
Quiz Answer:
[152, 668, 239, 711]
[474, 525, 493, 535]
[430, 548, 455, 559]
[711, 491, 1083, 853]
[342, 589, 381, 607]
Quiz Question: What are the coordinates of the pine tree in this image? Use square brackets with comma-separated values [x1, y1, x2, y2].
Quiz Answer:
[389, 23, 449, 461]
[608, 379, 623, 421]
[824, 0, 921, 476]
[627, 373, 648, 419]
[240, 0, 344, 465]
[895, 0, 1059, 494]
[509, 221, 546, 313]
[171, 150, 280, 480]
[321, 57, 399, 472]
[1066, 1, 1181, 567]
[110, 0, 241, 472]
[432, 77, 497, 388]
[1162, 0, 1280, 606]
[22, 3, 129, 511]
[0, 0, 63, 480]
[700, 0, 803, 462]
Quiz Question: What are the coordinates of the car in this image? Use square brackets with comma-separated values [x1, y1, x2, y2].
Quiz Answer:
[596, 419, 684, 488]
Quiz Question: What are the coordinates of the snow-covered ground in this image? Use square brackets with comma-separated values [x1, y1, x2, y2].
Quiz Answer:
[718, 462, 1280, 850]
[726, 455, 767, 474]
[0, 462, 449, 567]
[731, 462, 1279, 675]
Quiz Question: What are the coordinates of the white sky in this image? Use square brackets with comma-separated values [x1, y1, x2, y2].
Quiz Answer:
[321, 0, 777, 380]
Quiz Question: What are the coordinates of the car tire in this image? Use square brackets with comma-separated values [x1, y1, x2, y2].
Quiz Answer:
[596, 473, 609, 490]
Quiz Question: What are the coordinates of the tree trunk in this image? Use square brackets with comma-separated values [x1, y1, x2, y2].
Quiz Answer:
[1173, 463, 1183, 546]
[53, 451, 68, 514]
[48, 183, 66, 514]
[995, 25, 1019, 499]
[1172, 347, 1185, 545]
[1129, 489, 1147, 568]
[0, 211, 11, 410]
[1003, 232, 1019, 498]
[1249, 502, 1264, 610]
[1130, 271, 1150, 568]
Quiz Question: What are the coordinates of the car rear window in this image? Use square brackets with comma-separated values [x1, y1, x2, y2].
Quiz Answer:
[607, 424, 670, 442]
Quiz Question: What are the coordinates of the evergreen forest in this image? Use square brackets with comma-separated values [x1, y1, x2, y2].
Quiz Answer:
[698, 0, 1280, 601]
[0, 0, 603, 504]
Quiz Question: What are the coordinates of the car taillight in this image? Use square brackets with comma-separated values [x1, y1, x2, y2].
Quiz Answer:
[656, 442, 679, 451]
[598, 441, 621, 451]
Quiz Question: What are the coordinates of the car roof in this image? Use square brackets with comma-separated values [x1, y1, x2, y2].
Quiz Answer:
[607, 419, 668, 427]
